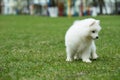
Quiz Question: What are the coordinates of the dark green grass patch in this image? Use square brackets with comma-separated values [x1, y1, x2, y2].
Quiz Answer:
[0, 15, 120, 80]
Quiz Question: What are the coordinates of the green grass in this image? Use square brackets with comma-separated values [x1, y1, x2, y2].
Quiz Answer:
[0, 15, 120, 80]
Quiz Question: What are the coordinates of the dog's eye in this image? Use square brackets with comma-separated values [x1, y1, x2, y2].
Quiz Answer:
[92, 31, 95, 33]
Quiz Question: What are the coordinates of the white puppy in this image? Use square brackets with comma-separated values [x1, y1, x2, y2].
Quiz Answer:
[65, 18, 101, 63]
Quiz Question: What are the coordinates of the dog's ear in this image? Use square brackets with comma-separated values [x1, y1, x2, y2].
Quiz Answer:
[90, 21, 95, 26]
[96, 20, 100, 24]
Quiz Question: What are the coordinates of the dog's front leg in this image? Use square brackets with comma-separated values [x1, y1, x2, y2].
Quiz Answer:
[81, 48, 92, 63]
[91, 41, 98, 59]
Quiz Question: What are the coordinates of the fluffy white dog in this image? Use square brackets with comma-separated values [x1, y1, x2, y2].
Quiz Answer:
[65, 18, 101, 63]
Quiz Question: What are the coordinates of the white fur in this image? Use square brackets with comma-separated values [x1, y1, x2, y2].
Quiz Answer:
[65, 18, 101, 63]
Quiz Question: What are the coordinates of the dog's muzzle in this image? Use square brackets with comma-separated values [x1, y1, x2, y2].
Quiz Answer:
[96, 36, 99, 39]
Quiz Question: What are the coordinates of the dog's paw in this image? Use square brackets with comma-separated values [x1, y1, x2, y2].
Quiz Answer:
[92, 54, 99, 60]
[74, 56, 79, 60]
[66, 58, 73, 62]
[82, 59, 92, 63]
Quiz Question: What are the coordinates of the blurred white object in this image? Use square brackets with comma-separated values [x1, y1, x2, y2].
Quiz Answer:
[48, 7, 58, 17]
[91, 7, 97, 17]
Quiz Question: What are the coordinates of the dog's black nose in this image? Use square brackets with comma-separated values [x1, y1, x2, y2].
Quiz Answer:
[96, 36, 99, 39]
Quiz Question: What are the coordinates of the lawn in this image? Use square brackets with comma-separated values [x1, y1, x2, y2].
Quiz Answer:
[0, 15, 120, 80]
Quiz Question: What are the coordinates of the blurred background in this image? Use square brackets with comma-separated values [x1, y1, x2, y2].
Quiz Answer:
[0, 0, 120, 17]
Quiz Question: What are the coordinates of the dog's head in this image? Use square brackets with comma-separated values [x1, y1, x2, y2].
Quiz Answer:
[88, 19, 101, 40]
